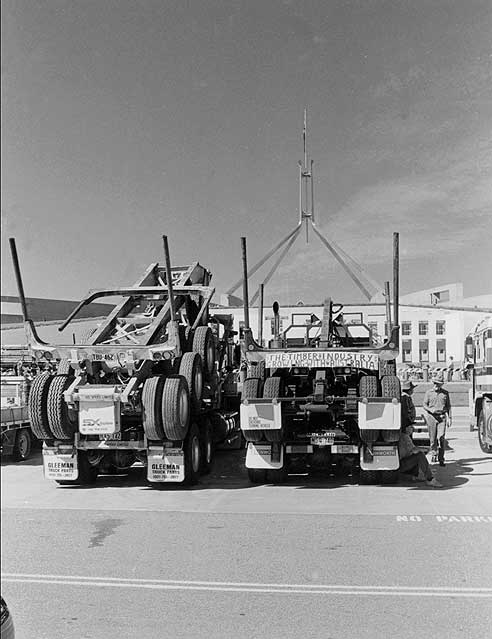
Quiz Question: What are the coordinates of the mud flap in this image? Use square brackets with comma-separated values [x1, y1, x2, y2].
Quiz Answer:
[147, 446, 185, 482]
[43, 446, 79, 481]
[245, 442, 283, 470]
[360, 444, 399, 471]
[240, 400, 282, 433]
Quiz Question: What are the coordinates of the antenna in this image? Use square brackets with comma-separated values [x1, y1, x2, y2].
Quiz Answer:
[300, 108, 313, 242]
[226, 111, 385, 303]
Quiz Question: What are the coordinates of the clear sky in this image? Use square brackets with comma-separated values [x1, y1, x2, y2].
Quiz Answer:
[2, 0, 491, 307]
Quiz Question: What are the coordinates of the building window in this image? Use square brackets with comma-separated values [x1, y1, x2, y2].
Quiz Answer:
[419, 321, 428, 336]
[402, 340, 412, 363]
[402, 322, 411, 336]
[436, 339, 446, 362]
[419, 339, 429, 362]
[436, 320, 446, 335]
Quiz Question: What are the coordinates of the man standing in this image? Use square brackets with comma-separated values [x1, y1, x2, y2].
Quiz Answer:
[447, 356, 455, 382]
[423, 373, 452, 466]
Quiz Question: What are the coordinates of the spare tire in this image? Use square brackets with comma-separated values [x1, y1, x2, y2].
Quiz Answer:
[28, 373, 54, 440]
[381, 375, 401, 442]
[47, 374, 78, 440]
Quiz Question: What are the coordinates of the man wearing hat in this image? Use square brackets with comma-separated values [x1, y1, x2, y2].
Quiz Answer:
[423, 373, 452, 466]
[401, 380, 417, 430]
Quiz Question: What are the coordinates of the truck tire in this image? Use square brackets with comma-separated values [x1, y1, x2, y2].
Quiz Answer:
[381, 375, 401, 399]
[193, 327, 215, 379]
[359, 375, 379, 397]
[263, 376, 284, 443]
[381, 375, 401, 442]
[57, 359, 72, 374]
[247, 468, 267, 484]
[47, 375, 78, 440]
[200, 418, 214, 474]
[179, 352, 203, 411]
[184, 422, 201, 485]
[56, 451, 98, 485]
[12, 429, 33, 461]
[359, 376, 380, 443]
[162, 376, 190, 441]
[142, 376, 166, 440]
[359, 469, 380, 485]
[28, 373, 54, 440]
[242, 377, 264, 442]
[478, 410, 492, 454]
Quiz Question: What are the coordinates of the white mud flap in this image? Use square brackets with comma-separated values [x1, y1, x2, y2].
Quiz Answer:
[240, 400, 282, 432]
[246, 442, 284, 470]
[358, 400, 401, 431]
[147, 447, 185, 482]
[360, 444, 399, 471]
[43, 447, 78, 481]
[78, 386, 120, 435]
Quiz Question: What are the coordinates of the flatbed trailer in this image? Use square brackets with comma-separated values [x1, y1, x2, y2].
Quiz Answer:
[9, 236, 242, 485]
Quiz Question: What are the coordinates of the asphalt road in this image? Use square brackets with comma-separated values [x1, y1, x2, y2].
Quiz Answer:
[2, 411, 491, 639]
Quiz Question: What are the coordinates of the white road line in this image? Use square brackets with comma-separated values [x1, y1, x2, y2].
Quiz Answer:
[2, 574, 491, 598]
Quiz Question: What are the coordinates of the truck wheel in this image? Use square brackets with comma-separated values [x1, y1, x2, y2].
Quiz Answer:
[12, 429, 33, 461]
[359, 469, 380, 485]
[478, 410, 492, 454]
[179, 352, 203, 411]
[380, 469, 399, 484]
[57, 359, 72, 374]
[193, 327, 215, 379]
[162, 376, 190, 440]
[200, 418, 214, 474]
[184, 422, 201, 485]
[247, 468, 267, 484]
[142, 376, 166, 440]
[56, 452, 98, 485]
[28, 373, 54, 440]
[263, 377, 284, 443]
[242, 377, 264, 442]
[47, 375, 78, 440]
[381, 375, 401, 399]
[359, 375, 379, 397]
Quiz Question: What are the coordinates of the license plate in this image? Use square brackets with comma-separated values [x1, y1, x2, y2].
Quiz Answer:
[331, 444, 358, 454]
[310, 436, 334, 446]
[99, 432, 122, 441]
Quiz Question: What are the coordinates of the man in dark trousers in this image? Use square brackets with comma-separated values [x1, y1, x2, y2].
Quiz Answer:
[423, 373, 452, 466]
[399, 381, 442, 486]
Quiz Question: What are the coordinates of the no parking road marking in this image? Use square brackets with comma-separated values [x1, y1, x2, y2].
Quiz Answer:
[2, 573, 492, 598]
[397, 515, 492, 522]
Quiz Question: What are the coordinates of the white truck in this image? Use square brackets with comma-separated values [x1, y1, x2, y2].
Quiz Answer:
[465, 316, 492, 453]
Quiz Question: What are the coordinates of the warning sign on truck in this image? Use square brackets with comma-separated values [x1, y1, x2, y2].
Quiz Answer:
[147, 448, 185, 482]
[264, 351, 379, 370]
